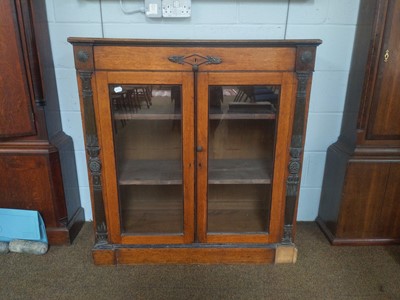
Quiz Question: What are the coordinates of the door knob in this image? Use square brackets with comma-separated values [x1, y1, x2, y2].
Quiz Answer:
[196, 146, 203, 152]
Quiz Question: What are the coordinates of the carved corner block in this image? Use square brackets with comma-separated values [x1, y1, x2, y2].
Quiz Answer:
[73, 45, 94, 71]
[295, 46, 317, 73]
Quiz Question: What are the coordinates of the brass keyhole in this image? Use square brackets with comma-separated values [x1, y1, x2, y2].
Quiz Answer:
[384, 49, 389, 63]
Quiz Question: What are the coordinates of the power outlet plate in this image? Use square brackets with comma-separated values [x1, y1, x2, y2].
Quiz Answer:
[145, 0, 162, 18]
[162, 0, 191, 18]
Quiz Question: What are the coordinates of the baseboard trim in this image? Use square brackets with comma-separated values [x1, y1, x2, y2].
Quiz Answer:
[316, 217, 400, 246]
[46, 207, 84, 245]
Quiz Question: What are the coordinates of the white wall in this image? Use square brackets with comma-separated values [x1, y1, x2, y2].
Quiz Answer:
[45, 0, 360, 221]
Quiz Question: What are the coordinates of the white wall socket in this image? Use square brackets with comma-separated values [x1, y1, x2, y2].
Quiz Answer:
[162, 0, 191, 18]
[145, 0, 162, 18]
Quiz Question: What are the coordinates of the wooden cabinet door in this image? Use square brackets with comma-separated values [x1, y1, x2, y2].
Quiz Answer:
[337, 162, 400, 240]
[366, 0, 400, 140]
[95, 71, 195, 245]
[336, 162, 390, 239]
[0, 0, 36, 138]
[196, 72, 295, 244]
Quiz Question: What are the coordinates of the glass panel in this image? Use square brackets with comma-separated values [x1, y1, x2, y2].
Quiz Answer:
[207, 85, 280, 233]
[110, 85, 183, 234]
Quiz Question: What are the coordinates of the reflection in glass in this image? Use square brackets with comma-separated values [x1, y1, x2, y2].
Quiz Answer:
[110, 85, 184, 234]
[207, 85, 280, 234]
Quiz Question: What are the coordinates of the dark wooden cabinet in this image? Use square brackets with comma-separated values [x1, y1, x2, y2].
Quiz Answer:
[70, 38, 320, 264]
[0, 0, 84, 245]
[317, 0, 400, 245]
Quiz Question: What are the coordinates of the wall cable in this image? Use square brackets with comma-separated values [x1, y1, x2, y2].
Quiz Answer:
[284, 0, 291, 39]
[99, 0, 105, 38]
[120, 0, 145, 14]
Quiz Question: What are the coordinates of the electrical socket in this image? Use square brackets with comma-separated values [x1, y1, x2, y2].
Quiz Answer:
[145, 0, 162, 18]
[162, 0, 191, 18]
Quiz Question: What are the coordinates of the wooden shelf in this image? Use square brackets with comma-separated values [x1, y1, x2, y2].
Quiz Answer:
[114, 112, 274, 121]
[209, 102, 276, 120]
[118, 159, 271, 185]
[208, 209, 269, 233]
[120, 183, 269, 234]
[207, 184, 270, 233]
[120, 185, 183, 234]
[122, 208, 268, 234]
[122, 209, 183, 234]
[113, 112, 181, 120]
[209, 113, 276, 120]
[119, 160, 183, 185]
[209, 159, 271, 184]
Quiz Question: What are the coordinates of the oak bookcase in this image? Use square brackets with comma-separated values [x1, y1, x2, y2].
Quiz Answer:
[70, 38, 320, 264]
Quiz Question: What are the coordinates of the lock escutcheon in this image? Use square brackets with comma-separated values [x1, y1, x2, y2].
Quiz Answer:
[384, 49, 389, 63]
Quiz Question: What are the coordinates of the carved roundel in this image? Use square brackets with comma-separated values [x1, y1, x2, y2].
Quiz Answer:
[288, 161, 301, 174]
[300, 50, 313, 64]
[77, 50, 89, 63]
[89, 160, 101, 173]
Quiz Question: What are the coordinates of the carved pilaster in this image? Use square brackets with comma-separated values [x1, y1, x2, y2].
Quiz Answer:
[283, 71, 311, 245]
[86, 134, 102, 196]
[96, 222, 108, 244]
[282, 224, 293, 244]
[79, 71, 108, 244]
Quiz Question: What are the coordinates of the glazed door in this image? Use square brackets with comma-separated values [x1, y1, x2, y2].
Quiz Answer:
[97, 71, 195, 244]
[196, 72, 295, 243]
